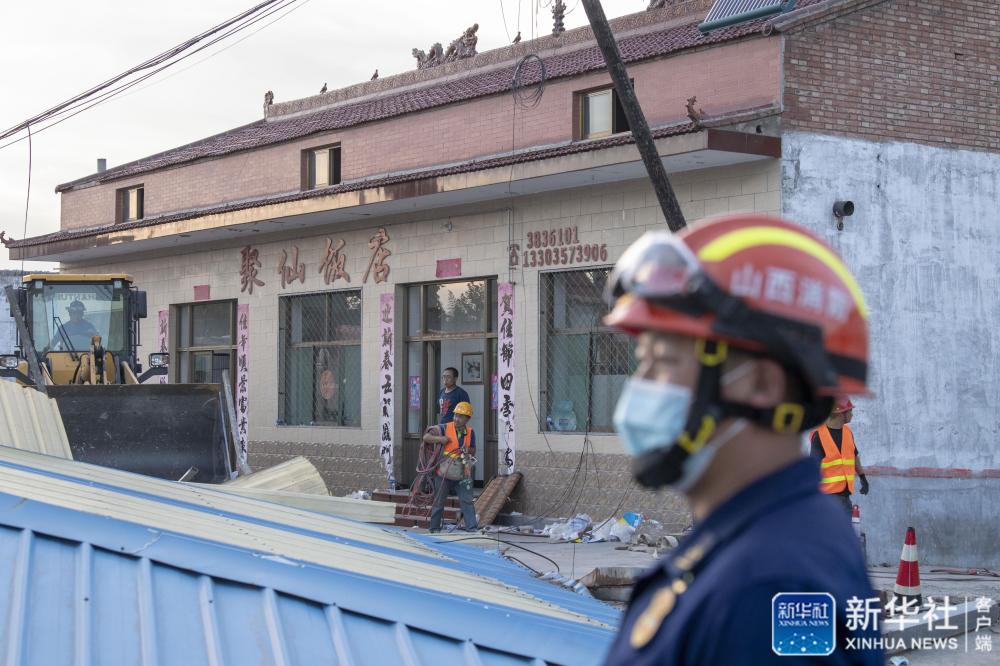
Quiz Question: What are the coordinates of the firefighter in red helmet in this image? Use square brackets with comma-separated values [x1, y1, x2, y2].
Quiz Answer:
[602, 214, 881, 665]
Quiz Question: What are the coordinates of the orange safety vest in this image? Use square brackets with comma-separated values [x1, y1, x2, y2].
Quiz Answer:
[815, 424, 856, 494]
[443, 421, 473, 458]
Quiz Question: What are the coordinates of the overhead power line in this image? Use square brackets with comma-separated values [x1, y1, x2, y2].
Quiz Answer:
[0, 0, 303, 151]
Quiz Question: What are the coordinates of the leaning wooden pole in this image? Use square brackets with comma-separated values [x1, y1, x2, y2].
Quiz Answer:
[581, 0, 687, 232]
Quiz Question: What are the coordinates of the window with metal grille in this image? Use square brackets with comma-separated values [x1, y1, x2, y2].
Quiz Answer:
[173, 300, 236, 385]
[303, 145, 342, 190]
[279, 290, 362, 427]
[540, 268, 636, 433]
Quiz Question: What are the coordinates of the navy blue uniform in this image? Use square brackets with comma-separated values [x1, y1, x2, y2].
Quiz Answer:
[604, 458, 883, 665]
[438, 385, 470, 425]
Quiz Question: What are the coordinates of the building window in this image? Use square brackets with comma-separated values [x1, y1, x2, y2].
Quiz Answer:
[576, 87, 630, 140]
[540, 268, 636, 433]
[117, 185, 144, 222]
[173, 300, 236, 384]
[303, 145, 342, 190]
[280, 290, 362, 427]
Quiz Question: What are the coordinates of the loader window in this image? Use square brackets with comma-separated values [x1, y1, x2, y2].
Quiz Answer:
[279, 290, 362, 428]
[30, 283, 126, 354]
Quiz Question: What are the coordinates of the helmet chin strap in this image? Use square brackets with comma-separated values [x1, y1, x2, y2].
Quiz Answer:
[673, 417, 748, 493]
[632, 339, 831, 489]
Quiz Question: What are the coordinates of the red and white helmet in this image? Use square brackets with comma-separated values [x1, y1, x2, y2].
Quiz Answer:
[832, 397, 855, 414]
[605, 213, 869, 397]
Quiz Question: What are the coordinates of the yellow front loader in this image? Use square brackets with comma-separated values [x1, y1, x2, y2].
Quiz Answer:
[1, 274, 237, 482]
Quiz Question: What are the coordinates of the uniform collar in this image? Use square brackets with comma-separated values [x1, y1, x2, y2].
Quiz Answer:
[668, 458, 819, 570]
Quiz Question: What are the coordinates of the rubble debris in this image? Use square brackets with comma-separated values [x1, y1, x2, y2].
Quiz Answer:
[226, 455, 327, 495]
[0, 380, 72, 459]
[540, 570, 593, 597]
[543, 513, 592, 542]
[588, 512, 644, 543]
[194, 485, 396, 523]
[580, 566, 647, 603]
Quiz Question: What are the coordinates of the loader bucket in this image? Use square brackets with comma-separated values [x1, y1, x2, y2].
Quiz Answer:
[47, 384, 236, 483]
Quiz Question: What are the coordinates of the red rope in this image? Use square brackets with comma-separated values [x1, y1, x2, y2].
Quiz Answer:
[401, 440, 456, 516]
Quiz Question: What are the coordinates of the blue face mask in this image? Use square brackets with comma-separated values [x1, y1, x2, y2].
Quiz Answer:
[613, 378, 692, 457]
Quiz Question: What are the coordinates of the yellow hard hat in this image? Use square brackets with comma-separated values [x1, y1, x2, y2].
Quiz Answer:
[453, 401, 473, 417]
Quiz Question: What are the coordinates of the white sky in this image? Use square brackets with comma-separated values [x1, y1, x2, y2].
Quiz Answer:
[0, 0, 649, 269]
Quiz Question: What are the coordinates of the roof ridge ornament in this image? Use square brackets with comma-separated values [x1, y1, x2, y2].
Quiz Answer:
[412, 23, 479, 70]
[553, 0, 567, 35]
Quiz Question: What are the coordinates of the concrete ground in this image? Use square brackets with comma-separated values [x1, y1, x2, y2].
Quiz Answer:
[422, 531, 658, 580]
[408, 529, 1000, 664]
[866, 565, 1000, 604]
[419, 532, 1000, 600]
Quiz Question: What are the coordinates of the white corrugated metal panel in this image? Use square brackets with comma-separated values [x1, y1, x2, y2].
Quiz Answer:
[228, 456, 328, 494]
[0, 450, 608, 627]
[0, 446, 428, 558]
[0, 382, 72, 458]
[191, 484, 397, 523]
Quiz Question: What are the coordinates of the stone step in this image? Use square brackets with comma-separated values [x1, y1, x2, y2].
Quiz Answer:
[396, 505, 460, 520]
[393, 512, 474, 529]
[374, 489, 461, 508]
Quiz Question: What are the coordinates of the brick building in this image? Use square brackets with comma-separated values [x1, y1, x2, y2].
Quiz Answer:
[9, 1, 1000, 566]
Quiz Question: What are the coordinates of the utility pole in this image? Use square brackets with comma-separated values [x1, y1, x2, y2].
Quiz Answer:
[581, 0, 687, 232]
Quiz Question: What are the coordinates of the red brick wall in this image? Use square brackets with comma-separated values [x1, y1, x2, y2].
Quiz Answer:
[60, 37, 781, 231]
[783, 0, 1000, 151]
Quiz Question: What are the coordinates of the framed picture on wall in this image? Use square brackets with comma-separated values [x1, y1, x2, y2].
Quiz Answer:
[461, 352, 484, 385]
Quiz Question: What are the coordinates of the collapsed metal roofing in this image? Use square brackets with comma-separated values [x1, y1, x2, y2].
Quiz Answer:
[0, 446, 618, 664]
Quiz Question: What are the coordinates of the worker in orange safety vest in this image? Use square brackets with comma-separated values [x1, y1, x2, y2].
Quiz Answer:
[422, 401, 478, 533]
[810, 398, 869, 514]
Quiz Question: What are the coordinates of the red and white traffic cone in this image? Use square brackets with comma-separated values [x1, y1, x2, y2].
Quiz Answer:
[892, 526, 922, 607]
[852, 504, 868, 563]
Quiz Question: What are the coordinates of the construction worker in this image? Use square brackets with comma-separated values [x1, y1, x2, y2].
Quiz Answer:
[423, 400, 478, 533]
[811, 397, 869, 515]
[60, 300, 99, 350]
[602, 214, 882, 664]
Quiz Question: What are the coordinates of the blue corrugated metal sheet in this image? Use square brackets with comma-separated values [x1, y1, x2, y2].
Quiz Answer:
[0, 448, 617, 664]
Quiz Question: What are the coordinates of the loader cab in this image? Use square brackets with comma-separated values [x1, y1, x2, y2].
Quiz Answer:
[16, 274, 148, 383]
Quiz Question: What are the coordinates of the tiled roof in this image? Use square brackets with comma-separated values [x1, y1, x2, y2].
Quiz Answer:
[56, 12, 781, 193]
[13, 104, 782, 251]
[17, 119, 709, 249]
